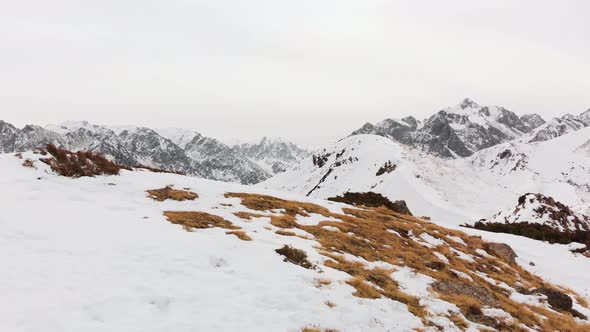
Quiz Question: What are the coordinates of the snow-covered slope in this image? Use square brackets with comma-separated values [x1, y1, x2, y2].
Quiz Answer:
[3, 151, 590, 331]
[262, 134, 515, 226]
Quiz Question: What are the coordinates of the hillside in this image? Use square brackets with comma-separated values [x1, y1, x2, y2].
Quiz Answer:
[2, 151, 590, 331]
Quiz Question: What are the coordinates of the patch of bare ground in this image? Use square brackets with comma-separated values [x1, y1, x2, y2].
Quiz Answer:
[147, 186, 198, 202]
[40, 144, 130, 177]
[226, 192, 590, 331]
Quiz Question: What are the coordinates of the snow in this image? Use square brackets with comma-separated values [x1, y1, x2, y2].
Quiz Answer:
[0, 152, 423, 332]
[390, 267, 435, 298]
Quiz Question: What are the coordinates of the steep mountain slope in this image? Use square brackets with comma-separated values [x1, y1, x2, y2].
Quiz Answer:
[351, 99, 546, 159]
[2, 151, 590, 331]
[0, 120, 271, 184]
[232, 137, 310, 174]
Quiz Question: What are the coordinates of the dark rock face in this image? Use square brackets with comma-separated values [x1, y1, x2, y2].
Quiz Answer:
[0, 120, 275, 185]
[350, 99, 545, 159]
[537, 288, 573, 311]
[484, 243, 518, 263]
[327, 192, 413, 216]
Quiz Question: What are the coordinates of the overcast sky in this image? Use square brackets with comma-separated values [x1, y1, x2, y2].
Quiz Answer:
[1, 0, 589, 146]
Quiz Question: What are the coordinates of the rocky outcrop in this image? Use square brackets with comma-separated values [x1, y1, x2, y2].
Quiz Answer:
[484, 242, 518, 263]
[327, 192, 413, 215]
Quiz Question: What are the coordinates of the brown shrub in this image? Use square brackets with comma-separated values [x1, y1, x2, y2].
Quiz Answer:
[163, 211, 239, 231]
[40, 144, 129, 177]
[22, 159, 36, 168]
[275, 245, 315, 269]
[226, 231, 252, 241]
[147, 186, 198, 202]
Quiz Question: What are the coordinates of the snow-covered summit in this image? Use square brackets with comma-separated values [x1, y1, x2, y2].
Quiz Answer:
[351, 99, 546, 159]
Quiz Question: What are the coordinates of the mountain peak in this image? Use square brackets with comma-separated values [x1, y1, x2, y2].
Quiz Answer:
[459, 98, 480, 110]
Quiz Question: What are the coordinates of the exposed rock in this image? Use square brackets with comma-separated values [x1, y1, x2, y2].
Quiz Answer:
[432, 279, 499, 307]
[327, 192, 413, 215]
[484, 242, 518, 263]
[537, 288, 573, 311]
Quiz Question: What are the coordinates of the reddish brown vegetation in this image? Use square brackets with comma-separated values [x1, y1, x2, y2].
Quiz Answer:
[40, 144, 129, 177]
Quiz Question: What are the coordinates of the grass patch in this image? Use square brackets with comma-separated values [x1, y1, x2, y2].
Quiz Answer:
[163, 211, 239, 231]
[226, 231, 252, 241]
[275, 245, 315, 269]
[147, 186, 198, 202]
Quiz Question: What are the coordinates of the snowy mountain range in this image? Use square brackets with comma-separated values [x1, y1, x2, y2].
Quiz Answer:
[351, 98, 589, 159]
[0, 120, 309, 184]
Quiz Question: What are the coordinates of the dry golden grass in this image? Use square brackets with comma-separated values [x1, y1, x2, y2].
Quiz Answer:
[346, 276, 381, 299]
[226, 230, 252, 241]
[163, 211, 239, 230]
[302, 328, 339, 332]
[232, 211, 265, 220]
[314, 278, 333, 288]
[226, 192, 590, 331]
[276, 230, 298, 237]
[147, 186, 198, 202]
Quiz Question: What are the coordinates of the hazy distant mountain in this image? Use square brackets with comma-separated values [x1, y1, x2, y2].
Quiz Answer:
[528, 111, 589, 143]
[232, 137, 310, 174]
[1, 120, 272, 184]
[351, 98, 547, 158]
